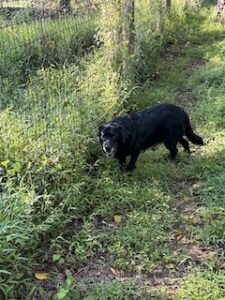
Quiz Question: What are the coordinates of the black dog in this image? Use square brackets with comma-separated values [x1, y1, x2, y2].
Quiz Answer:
[97, 104, 203, 171]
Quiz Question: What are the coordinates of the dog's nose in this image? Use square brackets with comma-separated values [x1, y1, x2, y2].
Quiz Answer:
[105, 146, 111, 152]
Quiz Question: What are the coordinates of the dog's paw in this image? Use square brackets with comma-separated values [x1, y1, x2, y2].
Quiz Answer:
[120, 164, 127, 172]
[126, 165, 136, 172]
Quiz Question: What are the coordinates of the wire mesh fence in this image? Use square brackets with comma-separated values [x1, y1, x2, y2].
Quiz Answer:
[0, 0, 202, 169]
[0, 1, 101, 162]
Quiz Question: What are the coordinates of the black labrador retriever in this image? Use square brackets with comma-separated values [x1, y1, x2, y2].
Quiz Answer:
[97, 104, 203, 171]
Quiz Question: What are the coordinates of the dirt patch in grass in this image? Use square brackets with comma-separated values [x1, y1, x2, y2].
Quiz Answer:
[176, 86, 197, 113]
[73, 258, 182, 299]
[176, 57, 205, 113]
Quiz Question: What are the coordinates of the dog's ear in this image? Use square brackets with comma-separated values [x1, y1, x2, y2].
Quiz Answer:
[96, 126, 103, 142]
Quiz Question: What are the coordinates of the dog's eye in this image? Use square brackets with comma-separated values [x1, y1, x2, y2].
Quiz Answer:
[110, 133, 117, 139]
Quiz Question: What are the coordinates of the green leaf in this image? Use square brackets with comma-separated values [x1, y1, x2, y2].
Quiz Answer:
[13, 161, 22, 172]
[0, 270, 12, 275]
[1, 160, 10, 167]
[114, 215, 122, 224]
[7, 168, 16, 176]
[66, 270, 74, 287]
[57, 163, 62, 170]
[57, 288, 68, 300]
[53, 254, 61, 262]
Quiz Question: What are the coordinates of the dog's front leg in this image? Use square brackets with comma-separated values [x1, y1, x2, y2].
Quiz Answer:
[118, 155, 126, 165]
[119, 157, 126, 168]
[127, 152, 140, 171]
[115, 153, 126, 170]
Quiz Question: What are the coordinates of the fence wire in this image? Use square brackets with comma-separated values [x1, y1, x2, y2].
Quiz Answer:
[0, 0, 101, 159]
[0, 0, 201, 166]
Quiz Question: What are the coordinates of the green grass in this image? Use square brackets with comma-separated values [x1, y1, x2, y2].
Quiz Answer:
[1, 2, 225, 299]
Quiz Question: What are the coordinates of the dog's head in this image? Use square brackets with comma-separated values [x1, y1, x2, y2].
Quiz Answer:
[97, 122, 128, 157]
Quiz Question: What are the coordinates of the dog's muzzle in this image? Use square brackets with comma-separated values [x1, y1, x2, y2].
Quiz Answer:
[103, 141, 116, 157]
[103, 146, 115, 157]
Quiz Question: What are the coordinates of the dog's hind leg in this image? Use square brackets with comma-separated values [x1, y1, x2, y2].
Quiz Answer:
[127, 152, 140, 171]
[179, 137, 191, 153]
[163, 138, 178, 160]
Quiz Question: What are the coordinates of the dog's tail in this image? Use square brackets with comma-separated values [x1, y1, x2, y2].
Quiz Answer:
[185, 119, 204, 145]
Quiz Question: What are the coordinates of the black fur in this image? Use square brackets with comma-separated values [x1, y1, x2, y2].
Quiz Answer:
[98, 104, 204, 171]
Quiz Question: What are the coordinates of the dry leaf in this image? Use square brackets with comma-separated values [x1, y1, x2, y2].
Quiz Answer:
[182, 195, 189, 201]
[110, 267, 121, 277]
[114, 215, 122, 224]
[173, 232, 185, 240]
[35, 272, 49, 280]
[152, 177, 159, 185]
[192, 182, 202, 189]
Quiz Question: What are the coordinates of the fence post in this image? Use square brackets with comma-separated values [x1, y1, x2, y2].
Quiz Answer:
[100, 1, 121, 72]
[217, 0, 225, 17]
[184, 0, 190, 10]
[166, 0, 171, 11]
[122, 0, 135, 79]
[155, 1, 163, 33]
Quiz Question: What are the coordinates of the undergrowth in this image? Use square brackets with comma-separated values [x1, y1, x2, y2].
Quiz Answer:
[1, 1, 225, 299]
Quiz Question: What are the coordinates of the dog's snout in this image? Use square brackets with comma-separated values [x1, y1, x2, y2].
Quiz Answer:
[103, 141, 111, 150]
[105, 146, 111, 152]
[102, 140, 115, 156]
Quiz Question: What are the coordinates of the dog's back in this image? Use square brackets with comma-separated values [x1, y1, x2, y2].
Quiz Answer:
[113, 104, 189, 149]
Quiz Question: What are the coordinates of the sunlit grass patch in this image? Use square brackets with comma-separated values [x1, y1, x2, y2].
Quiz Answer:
[176, 271, 225, 299]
